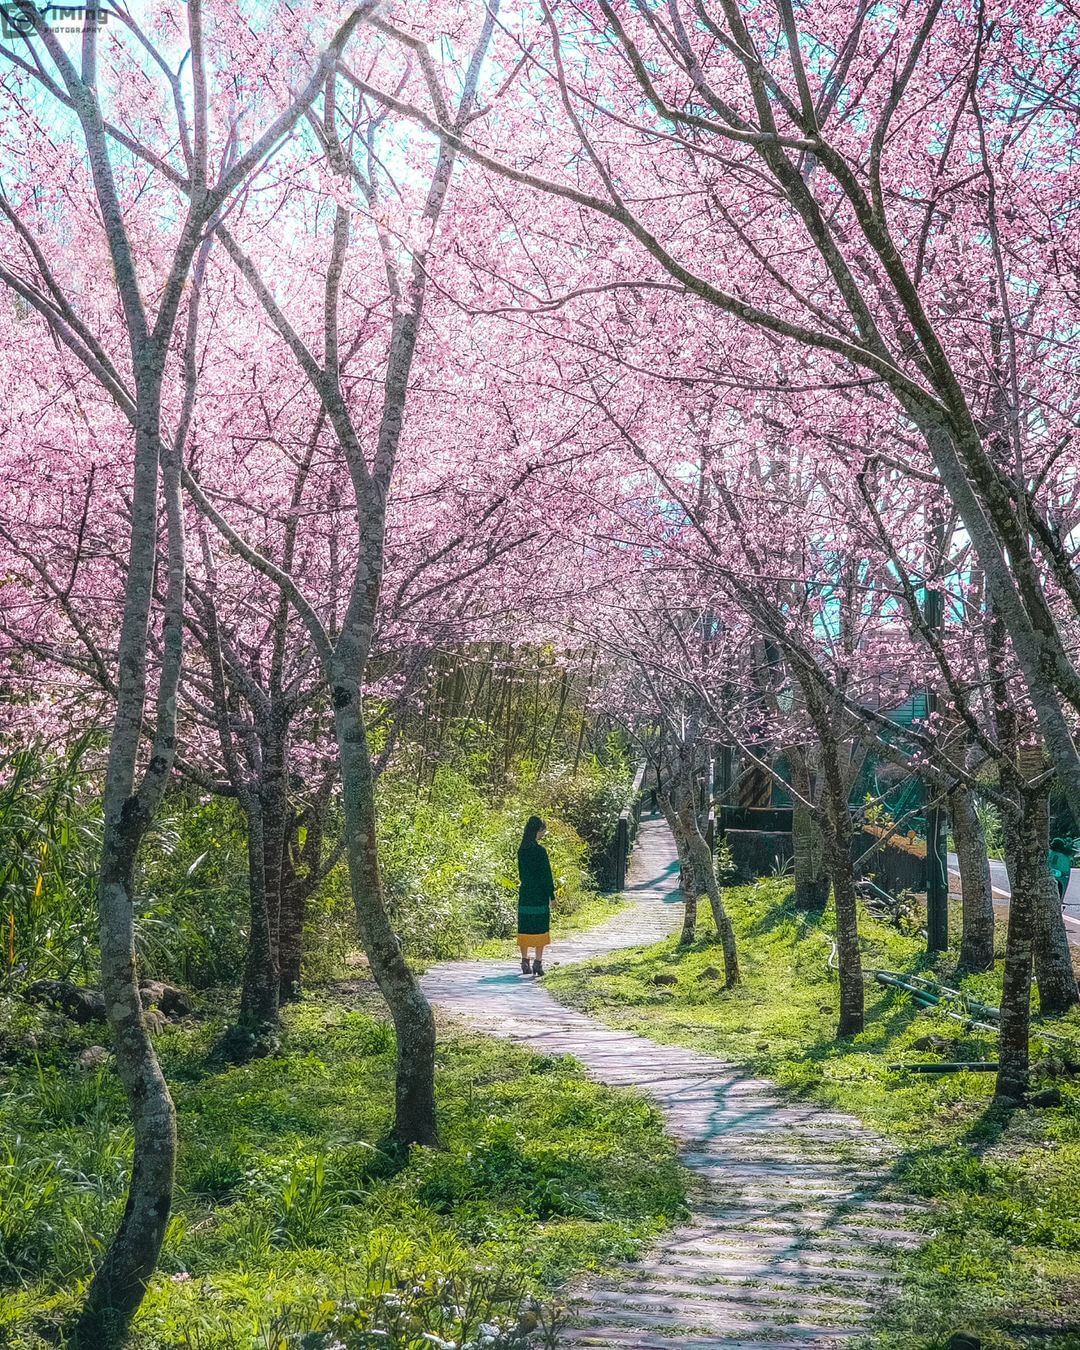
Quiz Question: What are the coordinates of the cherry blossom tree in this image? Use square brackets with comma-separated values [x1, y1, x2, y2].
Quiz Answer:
[183, 288, 560, 1038]
[591, 572, 742, 978]
[0, 2, 377, 1337]
[178, 4, 526, 1145]
[366, 0, 1080, 839]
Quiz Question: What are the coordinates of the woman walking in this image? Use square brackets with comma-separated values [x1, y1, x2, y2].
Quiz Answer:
[517, 815, 555, 975]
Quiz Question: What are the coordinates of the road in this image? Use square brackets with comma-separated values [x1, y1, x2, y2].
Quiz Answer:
[947, 851, 1080, 945]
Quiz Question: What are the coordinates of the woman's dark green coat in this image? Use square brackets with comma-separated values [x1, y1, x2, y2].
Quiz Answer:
[517, 841, 555, 936]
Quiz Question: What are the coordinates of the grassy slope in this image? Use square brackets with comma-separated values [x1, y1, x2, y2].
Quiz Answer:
[546, 878, 1080, 1350]
[0, 996, 686, 1349]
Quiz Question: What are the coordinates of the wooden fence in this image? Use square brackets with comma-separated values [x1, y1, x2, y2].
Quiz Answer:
[716, 806, 930, 896]
[605, 762, 647, 892]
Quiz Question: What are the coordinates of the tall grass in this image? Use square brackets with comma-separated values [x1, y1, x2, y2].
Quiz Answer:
[0, 734, 101, 983]
[0, 736, 251, 989]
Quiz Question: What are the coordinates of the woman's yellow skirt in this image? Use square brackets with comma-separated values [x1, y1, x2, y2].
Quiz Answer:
[517, 932, 550, 953]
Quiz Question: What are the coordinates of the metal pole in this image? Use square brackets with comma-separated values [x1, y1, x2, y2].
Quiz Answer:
[925, 795, 949, 951]
[925, 586, 949, 952]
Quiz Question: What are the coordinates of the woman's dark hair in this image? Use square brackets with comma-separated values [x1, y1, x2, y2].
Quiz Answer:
[520, 815, 546, 849]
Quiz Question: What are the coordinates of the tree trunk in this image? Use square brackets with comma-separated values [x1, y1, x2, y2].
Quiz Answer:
[791, 680, 864, 1037]
[790, 751, 828, 910]
[1035, 864, 1078, 1015]
[74, 416, 180, 1346]
[996, 790, 1039, 1102]
[1003, 780, 1078, 1015]
[237, 799, 280, 1033]
[278, 796, 324, 1003]
[76, 841, 177, 1346]
[1028, 784, 1079, 1015]
[261, 724, 288, 976]
[673, 780, 738, 985]
[685, 823, 739, 986]
[678, 876, 698, 946]
[792, 799, 829, 909]
[822, 786, 864, 1037]
[662, 768, 739, 983]
[949, 785, 995, 973]
[660, 792, 697, 945]
[334, 692, 437, 1147]
[277, 816, 306, 1002]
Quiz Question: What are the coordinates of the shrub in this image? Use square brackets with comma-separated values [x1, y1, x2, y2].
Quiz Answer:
[136, 795, 250, 988]
[542, 751, 637, 889]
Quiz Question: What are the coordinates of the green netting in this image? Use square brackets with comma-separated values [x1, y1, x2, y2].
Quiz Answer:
[760, 692, 930, 828]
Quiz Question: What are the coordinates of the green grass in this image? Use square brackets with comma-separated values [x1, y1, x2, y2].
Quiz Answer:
[546, 878, 1080, 1350]
[0, 994, 686, 1348]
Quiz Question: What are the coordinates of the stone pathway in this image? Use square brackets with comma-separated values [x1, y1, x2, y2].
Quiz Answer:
[421, 814, 919, 1348]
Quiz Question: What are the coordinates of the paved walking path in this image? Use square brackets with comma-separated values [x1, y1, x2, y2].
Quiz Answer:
[947, 849, 1080, 947]
[422, 814, 919, 1348]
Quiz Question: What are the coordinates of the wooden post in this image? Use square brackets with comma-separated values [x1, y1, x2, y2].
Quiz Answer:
[614, 814, 629, 891]
[629, 761, 646, 838]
